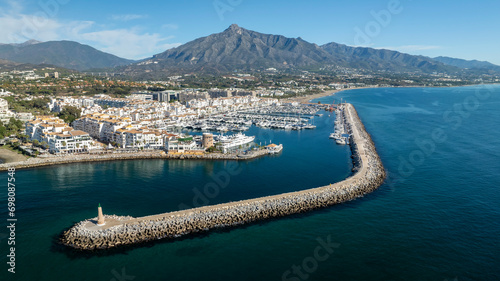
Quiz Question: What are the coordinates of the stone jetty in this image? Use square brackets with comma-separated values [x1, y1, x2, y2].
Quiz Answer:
[60, 103, 386, 250]
[0, 148, 270, 172]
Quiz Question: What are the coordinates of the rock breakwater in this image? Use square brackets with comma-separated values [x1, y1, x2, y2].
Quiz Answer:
[0, 148, 269, 171]
[61, 103, 386, 250]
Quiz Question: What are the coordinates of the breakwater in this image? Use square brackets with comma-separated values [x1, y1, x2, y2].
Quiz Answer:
[0, 148, 270, 171]
[61, 103, 386, 250]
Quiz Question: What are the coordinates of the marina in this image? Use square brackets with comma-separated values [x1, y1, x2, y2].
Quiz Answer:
[4, 86, 499, 281]
[171, 103, 321, 133]
[60, 103, 386, 250]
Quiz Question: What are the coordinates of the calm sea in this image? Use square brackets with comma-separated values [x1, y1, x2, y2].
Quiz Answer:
[1, 85, 499, 281]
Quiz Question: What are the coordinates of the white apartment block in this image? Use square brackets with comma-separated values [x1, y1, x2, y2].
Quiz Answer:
[112, 128, 166, 149]
[72, 113, 131, 142]
[26, 116, 100, 153]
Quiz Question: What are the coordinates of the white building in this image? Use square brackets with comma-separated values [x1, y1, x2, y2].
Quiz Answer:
[26, 116, 100, 153]
[72, 113, 131, 142]
[113, 128, 166, 149]
[45, 130, 98, 153]
[164, 136, 198, 152]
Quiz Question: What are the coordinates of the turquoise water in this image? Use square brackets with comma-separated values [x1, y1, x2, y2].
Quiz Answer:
[1, 85, 499, 281]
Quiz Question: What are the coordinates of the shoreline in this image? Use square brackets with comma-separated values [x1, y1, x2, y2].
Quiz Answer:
[60, 103, 386, 250]
[289, 83, 488, 104]
[287, 86, 379, 104]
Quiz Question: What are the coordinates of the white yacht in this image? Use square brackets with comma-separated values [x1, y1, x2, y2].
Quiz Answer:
[216, 133, 255, 153]
[336, 138, 346, 145]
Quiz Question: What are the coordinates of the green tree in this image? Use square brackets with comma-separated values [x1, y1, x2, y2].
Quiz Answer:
[58, 106, 81, 124]
[0, 126, 6, 138]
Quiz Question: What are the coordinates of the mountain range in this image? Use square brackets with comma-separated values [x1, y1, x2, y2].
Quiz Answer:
[0, 40, 134, 71]
[123, 24, 458, 75]
[433, 56, 500, 73]
[0, 24, 498, 76]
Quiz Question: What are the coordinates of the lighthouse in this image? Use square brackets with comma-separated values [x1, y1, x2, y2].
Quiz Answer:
[97, 203, 105, 226]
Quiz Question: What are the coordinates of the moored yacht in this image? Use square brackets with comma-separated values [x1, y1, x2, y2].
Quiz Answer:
[216, 133, 255, 153]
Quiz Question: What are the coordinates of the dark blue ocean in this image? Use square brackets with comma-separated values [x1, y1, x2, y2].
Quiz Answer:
[1, 85, 499, 281]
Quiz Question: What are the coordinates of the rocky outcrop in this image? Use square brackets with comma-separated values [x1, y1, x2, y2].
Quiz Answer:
[60, 104, 386, 250]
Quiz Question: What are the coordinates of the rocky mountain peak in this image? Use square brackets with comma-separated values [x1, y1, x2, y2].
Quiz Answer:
[225, 24, 244, 35]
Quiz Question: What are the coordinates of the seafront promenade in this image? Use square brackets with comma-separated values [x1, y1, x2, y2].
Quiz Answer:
[60, 103, 386, 250]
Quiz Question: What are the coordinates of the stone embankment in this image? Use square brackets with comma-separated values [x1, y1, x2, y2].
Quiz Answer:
[61, 103, 386, 250]
[0, 148, 269, 171]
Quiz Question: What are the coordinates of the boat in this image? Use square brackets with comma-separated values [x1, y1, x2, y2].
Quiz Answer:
[266, 143, 283, 154]
[329, 133, 336, 139]
[216, 126, 229, 132]
[216, 133, 255, 153]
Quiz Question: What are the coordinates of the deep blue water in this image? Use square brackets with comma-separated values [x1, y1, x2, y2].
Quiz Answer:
[1, 85, 499, 281]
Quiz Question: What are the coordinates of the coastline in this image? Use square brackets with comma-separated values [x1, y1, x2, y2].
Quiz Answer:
[0, 148, 28, 164]
[288, 86, 379, 104]
[60, 103, 386, 250]
[291, 83, 488, 104]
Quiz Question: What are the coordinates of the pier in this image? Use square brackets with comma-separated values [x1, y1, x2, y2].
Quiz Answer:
[60, 103, 386, 250]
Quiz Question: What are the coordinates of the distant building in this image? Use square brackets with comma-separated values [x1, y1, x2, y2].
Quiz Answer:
[0, 98, 34, 123]
[178, 92, 209, 103]
[129, 93, 154, 101]
[153, 91, 179, 102]
[54, 72, 59, 79]
[208, 89, 255, 99]
[15, 112, 34, 122]
[130, 90, 179, 102]
[208, 89, 232, 99]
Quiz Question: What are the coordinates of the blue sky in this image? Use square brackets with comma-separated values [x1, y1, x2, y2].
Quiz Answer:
[0, 0, 499, 64]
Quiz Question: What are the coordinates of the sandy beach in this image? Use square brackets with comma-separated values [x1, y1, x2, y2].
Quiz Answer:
[288, 86, 378, 104]
[0, 148, 28, 164]
[288, 89, 340, 103]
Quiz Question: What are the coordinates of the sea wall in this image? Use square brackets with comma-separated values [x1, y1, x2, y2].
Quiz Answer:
[0, 148, 269, 171]
[61, 104, 386, 250]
